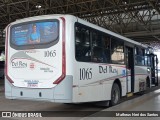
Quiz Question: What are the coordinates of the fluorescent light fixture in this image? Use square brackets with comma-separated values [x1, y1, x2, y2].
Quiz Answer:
[36, 5, 42, 9]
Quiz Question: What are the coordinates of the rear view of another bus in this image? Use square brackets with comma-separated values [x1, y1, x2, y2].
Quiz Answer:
[5, 15, 73, 103]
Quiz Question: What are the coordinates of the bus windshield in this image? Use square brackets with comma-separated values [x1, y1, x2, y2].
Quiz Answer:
[10, 20, 59, 47]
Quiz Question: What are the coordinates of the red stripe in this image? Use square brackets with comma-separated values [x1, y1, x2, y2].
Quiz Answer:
[110, 74, 148, 80]
[89, 62, 126, 68]
[53, 17, 66, 84]
[5, 25, 14, 83]
[11, 58, 54, 68]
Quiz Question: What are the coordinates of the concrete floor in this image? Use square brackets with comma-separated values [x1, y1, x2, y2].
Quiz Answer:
[1, 88, 160, 120]
[83, 89, 160, 120]
[0, 77, 160, 120]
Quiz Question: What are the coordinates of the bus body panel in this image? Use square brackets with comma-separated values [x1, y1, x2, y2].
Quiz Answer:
[5, 15, 75, 102]
[134, 66, 149, 93]
[6, 17, 64, 88]
[64, 15, 77, 77]
[73, 62, 127, 102]
[5, 75, 73, 103]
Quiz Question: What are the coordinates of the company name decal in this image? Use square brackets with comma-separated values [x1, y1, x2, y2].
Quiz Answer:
[12, 61, 27, 68]
[40, 67, 53, 73]
[10, 51, 55, 68]
[99, 65, 118, 74]
[24, 80, 39, 87]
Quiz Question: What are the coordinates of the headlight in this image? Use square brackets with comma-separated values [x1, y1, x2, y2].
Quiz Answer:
[147, 68, 150, 72]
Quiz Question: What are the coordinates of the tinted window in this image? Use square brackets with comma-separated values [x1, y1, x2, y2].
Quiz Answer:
[75, 23, 125, 64]
[92, 31, 110, 63]
[75, 24, 91, 62]
[135, 47, 146, 66]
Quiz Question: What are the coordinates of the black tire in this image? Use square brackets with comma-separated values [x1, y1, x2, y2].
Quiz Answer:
[146, 77, 150, 88]
[110, 83, 120, 106]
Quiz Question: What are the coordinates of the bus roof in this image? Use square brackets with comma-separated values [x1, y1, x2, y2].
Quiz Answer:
[7, 14, 148, 49]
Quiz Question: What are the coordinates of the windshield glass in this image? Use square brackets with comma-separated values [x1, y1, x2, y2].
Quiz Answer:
[10, 20, 59, 48]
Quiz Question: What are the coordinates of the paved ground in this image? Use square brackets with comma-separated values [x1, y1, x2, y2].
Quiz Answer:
[83, 89, 160, 120]
[1, 87, 160, 120]
[0, 79, 104, 120]
[0, 86, 4, 92]
[0, 90, 104, 120]
[0, 77, 160, 120]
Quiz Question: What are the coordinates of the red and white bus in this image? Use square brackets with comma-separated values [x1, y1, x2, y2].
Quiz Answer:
[5, 14, 158, 106]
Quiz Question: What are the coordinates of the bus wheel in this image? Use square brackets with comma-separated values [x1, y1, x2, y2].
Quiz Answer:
[146, 77, 150, 88]
[110, 83, 120, 106]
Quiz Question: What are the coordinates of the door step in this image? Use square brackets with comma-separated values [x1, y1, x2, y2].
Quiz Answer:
[127, 92, 133, 97]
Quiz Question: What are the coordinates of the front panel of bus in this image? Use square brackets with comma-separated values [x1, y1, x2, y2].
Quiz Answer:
[6, 18, 63, 89]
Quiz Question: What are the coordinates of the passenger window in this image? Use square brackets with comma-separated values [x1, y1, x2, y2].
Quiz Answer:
[92, 31, 103, 62]
[75, 23, 149, 66]
[75, 24, 91, 62]
[111, 37, 124, 64]
[111, 38, 124, 52]
[135, 47, 145, 66]
[91, 31, 110, 63]
[103, 35, 111, 63]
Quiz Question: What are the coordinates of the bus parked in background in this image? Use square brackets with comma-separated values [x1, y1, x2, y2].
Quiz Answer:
[5, 15, 158, 106]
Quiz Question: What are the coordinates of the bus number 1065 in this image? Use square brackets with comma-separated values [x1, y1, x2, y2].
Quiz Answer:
[44, 50, 56, 57]
[80, 68, 92, 80]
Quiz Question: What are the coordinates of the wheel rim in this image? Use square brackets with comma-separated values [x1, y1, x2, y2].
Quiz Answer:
[113, 89, 119, 104]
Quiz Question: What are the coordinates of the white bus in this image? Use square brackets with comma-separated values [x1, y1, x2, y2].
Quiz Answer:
[5, 14, 158, 106]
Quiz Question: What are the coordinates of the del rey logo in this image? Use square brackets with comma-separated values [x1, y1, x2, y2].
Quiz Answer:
[11, 61, 27, 68]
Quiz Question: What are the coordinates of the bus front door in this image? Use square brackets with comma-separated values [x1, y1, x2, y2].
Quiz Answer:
[149, 54, 158, 86]
[126, 47, 135, 93]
